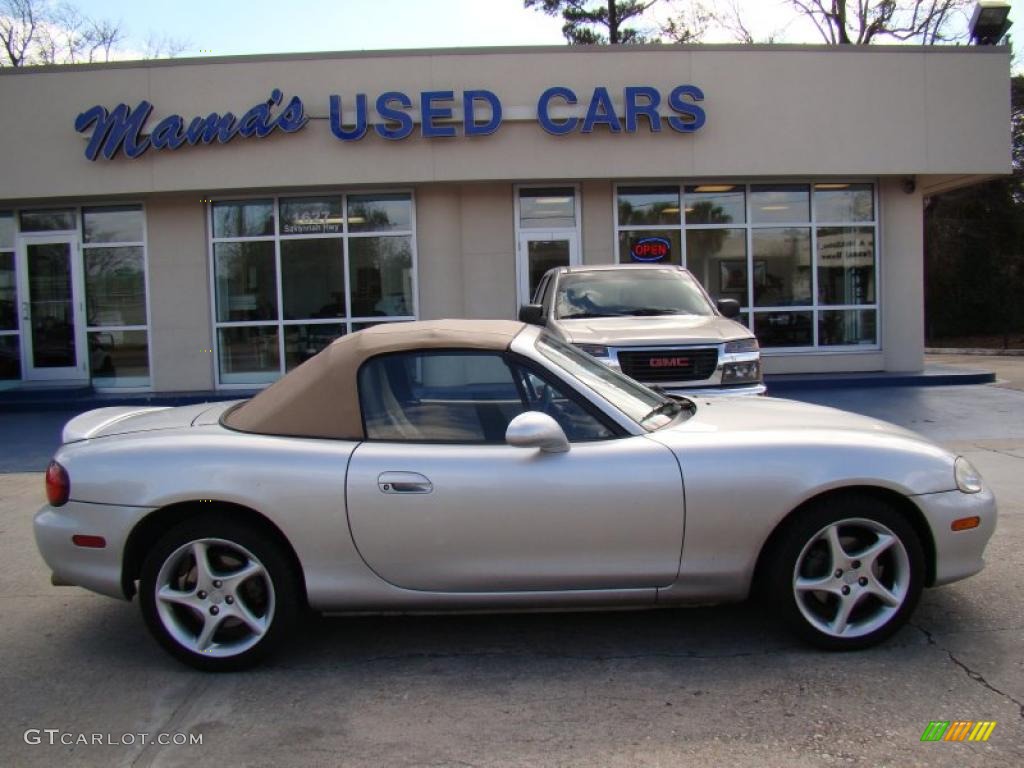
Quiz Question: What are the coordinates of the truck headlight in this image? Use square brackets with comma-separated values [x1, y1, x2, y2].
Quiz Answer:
[954, 457, 983, 494]
[721, 360, 761, 384]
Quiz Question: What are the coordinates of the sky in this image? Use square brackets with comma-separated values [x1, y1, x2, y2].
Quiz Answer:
[77, 0, 1023, 68]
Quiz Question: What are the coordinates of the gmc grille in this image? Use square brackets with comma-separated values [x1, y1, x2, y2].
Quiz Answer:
[617, 347, 719, 383]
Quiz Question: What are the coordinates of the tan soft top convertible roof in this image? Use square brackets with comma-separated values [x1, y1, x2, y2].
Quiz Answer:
[223, 319, 526, 440]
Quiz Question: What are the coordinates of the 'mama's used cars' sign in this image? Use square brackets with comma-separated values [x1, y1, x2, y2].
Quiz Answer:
[74, 84, 706, 161]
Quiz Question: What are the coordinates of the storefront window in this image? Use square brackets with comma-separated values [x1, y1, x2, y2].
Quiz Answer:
[210, 192, 416, 386]
[685, 185, 745, 225]
[615, 182, 878, 350]
[519, 187, 576, 229]
[19, 208, 76, 232]
[83, 206, 145, 243]
[617, 186, 680, 226]
[82, 205, 150, 387]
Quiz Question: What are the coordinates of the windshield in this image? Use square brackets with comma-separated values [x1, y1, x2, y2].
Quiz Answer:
[535, 333, 685, 431]
[555, 269, 714, 320]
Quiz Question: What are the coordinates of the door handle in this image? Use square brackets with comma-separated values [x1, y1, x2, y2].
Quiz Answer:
[378, 471, 433, 494]
[21, 302, 29, 321]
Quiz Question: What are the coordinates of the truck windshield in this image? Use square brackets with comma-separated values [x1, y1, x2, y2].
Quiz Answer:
[556, 269, 714, 320]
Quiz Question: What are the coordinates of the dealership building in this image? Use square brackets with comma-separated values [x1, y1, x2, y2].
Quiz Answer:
[0, 44, 1010, 393]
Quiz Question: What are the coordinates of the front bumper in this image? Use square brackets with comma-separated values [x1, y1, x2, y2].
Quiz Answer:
[913, 487, 997, 587]
[34, 500, 154, 600]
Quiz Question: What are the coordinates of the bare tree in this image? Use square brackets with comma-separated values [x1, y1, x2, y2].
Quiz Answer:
[660, 0, 713, 43]
[143, 31, 189, 60]
[788, 0, 973, 45]
[0, 0, 41, 66]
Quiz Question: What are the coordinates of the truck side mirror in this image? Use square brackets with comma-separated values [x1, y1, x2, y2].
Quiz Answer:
[716, 298, 741, 319]
[518, 304, 544, 325]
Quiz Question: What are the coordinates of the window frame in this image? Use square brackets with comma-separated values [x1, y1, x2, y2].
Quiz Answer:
[612, 180, 881, 354]
[208, 189, 419, 389]
[356, 348, 625, 444]
[0, 204, 153, 390]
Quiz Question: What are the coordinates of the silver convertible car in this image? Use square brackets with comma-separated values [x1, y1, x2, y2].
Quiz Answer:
[35, 320, 996, 670]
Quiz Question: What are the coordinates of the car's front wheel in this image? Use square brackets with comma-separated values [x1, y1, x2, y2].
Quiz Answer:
[139, 516, 300, 671]
[770, 495, 925, 650]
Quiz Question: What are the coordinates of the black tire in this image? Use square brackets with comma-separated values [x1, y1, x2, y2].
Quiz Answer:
[139, 515, 300, 671]
[768, 494, 925, 651]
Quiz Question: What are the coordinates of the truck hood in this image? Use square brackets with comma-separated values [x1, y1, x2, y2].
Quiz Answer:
[61, 402, 231, 443]
[553, 314, 752, 346]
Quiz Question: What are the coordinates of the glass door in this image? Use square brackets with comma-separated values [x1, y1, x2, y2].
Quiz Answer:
[517, 231, 579, 307]
[16, 235, 87, 380]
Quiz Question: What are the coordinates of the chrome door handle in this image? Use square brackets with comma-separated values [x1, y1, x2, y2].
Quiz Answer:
[378, 471, 433, 494]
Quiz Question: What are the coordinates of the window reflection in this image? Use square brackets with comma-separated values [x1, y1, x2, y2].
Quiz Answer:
[817, 227, 875, 305]
[348, 194, 412, 232]
[750, 185, 809, 224]
[814, 183, 874, 222]
[284, 324, 344, 370]
[684, 185, 745, 224]
[89, 330, 149, 384]
[83, 206, 144, 243]
[348, 236, 414, 317]
[213, 200, 275, 238]
[754, 311, 813, 347]
[214, 242, 277, 322]
[617, 186, 679, 226]
[752, 228, 812, 307]
[685, 229, 746, 303]
[819, 309, 877, 346]
[519, 187, 576, 229]
[281, 239, 345, 319]
[85, 247, 146, 326]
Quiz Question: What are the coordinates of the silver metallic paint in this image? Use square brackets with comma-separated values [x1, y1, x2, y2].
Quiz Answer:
[34, 326, 996, 617]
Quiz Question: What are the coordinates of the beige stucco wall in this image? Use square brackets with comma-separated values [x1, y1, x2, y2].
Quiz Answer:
[145, 195, 214, 391]
[881, 178, 926, 373]
[0, 45, 1010, 202]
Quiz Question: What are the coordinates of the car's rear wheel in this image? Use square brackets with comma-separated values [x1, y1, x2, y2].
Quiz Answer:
[139, 516, 299, 671]
[770, 495, 925, 650]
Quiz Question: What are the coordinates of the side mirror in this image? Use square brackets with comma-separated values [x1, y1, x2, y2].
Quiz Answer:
[505, 411, 570, 454]
[518, 304, 544, 325]
[716, 298, 741, 319]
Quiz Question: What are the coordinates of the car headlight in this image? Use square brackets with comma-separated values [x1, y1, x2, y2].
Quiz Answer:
[721, 360, 762, 384]
[954, 457, 983, 494]
[576, 344, 609, 357]
[723, 338, 759, 354]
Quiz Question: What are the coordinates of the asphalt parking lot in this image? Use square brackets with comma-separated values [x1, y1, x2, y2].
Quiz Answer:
[1, 372, 1022, 767]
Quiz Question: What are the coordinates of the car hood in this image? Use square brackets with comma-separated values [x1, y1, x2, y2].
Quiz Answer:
[61, 402, 235, 443]
[553, 315, 751, 346]
[668, 395, 926, 441]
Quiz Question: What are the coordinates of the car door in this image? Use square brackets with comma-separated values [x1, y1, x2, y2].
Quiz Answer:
[345, 349, 685, 593]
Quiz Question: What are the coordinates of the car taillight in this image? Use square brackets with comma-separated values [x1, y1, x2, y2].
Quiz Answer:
[45, 460, 70, 507]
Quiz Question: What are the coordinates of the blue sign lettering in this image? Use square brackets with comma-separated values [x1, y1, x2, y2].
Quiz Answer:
[75, 88, 307, 161]
[75, 84, 704, 160]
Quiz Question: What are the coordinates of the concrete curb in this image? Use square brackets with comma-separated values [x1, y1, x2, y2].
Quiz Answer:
[926, 348, 1024, 356]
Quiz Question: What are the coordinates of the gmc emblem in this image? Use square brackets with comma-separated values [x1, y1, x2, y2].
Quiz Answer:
[649, 356, 691, 368]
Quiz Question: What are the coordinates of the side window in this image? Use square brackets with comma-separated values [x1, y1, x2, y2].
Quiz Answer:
[359, 351, 526, 442]
[513, 365, 615, 441]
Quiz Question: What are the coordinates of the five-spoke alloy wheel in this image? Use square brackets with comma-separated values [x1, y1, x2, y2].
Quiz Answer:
[140, 516, 300, 671]
[771, 495, 924, 650]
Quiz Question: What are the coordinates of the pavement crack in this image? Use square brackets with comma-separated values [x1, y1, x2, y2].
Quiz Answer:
[913, 622, 1024, 722]
[129, 678, 212, 768]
